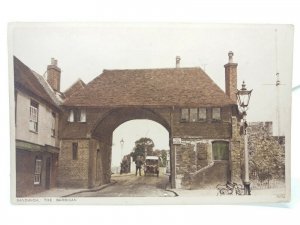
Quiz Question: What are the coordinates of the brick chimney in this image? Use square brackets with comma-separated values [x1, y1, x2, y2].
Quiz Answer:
[224, 51, 238, 102]
[47, 58, 61, 92]
[176, 56, 181, 68]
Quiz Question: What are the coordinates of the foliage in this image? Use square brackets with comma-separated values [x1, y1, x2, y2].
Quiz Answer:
[130, 137, 154, 161]
[248, 130, 285, 185]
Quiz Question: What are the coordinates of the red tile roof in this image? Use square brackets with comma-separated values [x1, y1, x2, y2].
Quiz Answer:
[14, 56, 59, 109]
[64, 79, 86, 98]
[63, 67, 236, 107]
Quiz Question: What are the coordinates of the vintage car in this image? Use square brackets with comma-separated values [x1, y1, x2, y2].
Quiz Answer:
[144, 156, 160, 177]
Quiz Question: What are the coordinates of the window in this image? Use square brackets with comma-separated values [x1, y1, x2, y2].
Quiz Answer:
[212, 107, 221, 120]
[68, 109, 86, 122]
[198, 108, 207, 121]
[181, 108, 189, 122]
[190, 108, 198, 122]
[212, 141, 229, 160]
[80, 109, 86, 122]
[72, 142, 78, 160]
[74, 109, 81, 122]
[51, 112, 56, 137]
[34, 158, 42, 184]
[29, 100, 39, 132]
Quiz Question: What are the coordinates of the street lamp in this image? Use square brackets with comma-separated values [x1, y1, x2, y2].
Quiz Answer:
[236, 81, 253, 195]
[120, 138, 124, 174]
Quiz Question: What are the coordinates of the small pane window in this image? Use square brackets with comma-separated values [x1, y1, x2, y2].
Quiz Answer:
[198, 108, 207, 121]
[29, 100, 39, 132]
[72, 142, 78, 160]
[190, 108, 198, 122]
[212, 108, 221, 120]
[34, 158, 42, 184]
[181, 108, 189, 122]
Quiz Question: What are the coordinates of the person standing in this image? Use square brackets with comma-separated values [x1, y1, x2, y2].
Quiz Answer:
[135, 156, 143, 176]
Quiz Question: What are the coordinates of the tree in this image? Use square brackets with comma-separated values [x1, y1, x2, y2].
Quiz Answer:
[130, 137, 154, 161]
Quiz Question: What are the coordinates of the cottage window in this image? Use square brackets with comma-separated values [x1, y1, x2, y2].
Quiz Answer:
[68, 109, 86, 122]
[34, 158, 42, 184]
[181, 108, 189, 122]
[51, 112, 56, 137]
[190, 108, 198, 122]
[72, 142, 78, 160]
[29, 100, 39, 132]
[80, 109, 86, 122]
[212, 107, 221, 120]
[212, 141, 229, 160]
[198, 108, 207, 121]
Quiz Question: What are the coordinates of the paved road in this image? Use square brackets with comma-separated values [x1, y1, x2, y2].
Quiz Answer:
[71, 174, 175, 197]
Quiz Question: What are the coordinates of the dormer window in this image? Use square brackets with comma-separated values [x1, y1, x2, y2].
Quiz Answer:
[68, 109, 86, 122]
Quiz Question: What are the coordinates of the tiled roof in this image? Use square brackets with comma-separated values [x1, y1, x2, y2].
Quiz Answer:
[14, 56, 59, 109]
[31, 70, 62, 106]
[64, 79, 86, 98]
[63, 67, 236, 107]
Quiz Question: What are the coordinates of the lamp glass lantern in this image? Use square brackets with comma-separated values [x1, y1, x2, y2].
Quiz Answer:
[236, 81, 252, 113]
[236, 80, 253, 195]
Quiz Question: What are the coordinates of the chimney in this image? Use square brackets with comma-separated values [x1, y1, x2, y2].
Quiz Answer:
[47, 58, 61, 92]
[224, 51, 238, 102]
[176, 56, 181, 68]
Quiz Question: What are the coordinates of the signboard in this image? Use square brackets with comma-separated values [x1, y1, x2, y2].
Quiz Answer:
[172, 137, 182, 145]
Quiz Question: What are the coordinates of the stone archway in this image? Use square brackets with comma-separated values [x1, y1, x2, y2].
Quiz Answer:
[87, 107, 172, 188]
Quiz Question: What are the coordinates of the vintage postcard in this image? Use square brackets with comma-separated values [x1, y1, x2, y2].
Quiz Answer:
[8, 23, 293, 204]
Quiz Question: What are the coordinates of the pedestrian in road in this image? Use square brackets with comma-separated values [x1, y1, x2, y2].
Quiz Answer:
[135, 156, 143, 176]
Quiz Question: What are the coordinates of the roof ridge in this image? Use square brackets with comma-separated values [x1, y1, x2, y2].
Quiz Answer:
[103, 67, 201, 72]
[63, 78, 86, 93]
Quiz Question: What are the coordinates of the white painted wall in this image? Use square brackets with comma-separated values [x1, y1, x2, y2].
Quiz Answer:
[15, 90, 59, 147]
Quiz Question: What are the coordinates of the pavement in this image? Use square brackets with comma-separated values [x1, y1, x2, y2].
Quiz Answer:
[28, 181, 117, 198]
[27, 172, 287, 201]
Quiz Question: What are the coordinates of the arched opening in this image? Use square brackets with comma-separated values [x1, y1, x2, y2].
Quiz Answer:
[89, 107, 172, 189]
[111, 119, 170, 174]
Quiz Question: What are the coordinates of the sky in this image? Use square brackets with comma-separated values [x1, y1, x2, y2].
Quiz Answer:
[9, 23, 294, 166]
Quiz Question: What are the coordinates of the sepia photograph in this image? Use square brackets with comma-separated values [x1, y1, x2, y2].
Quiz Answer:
[8, 23, 293, 204]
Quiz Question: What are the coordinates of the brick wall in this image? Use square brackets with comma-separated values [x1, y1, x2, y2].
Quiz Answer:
[58, 106, 241, 189]
[58, 139, 90, 188]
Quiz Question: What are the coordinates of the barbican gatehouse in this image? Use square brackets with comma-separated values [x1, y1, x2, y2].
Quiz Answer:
[14, 52, 246, 196]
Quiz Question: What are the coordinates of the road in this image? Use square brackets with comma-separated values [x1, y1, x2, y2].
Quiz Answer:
[71, 173, 175, 197]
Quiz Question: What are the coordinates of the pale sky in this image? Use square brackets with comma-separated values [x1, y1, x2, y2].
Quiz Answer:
[9, 23, 294, 166]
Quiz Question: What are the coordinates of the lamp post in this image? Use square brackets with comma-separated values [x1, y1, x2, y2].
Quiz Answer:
[120, 138, 124, 174]
[236, 81, 253, 195]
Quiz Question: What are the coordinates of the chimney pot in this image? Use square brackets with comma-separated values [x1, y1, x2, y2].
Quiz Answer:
[228, 51, 234, 63]
[176, 56, 181, 68]
[51, 58, 58, 66]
